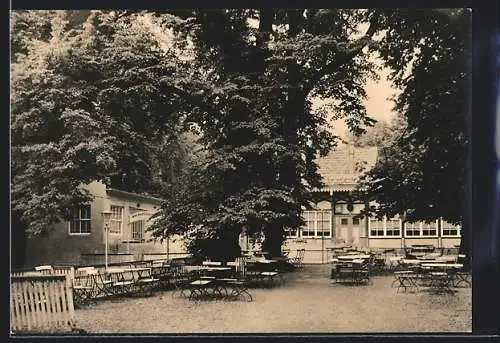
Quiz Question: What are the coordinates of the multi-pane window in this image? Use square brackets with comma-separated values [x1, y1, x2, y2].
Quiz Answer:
[405, 222, 421, 236]
[386, 218, 401, 236]
[352, 218, 360, 225]
[69, 205, 91, 234]
[131, 220, 144, 240]
[405, 221, 438, 237]
[300, 210, 331, 237]
[422, 221, 438, 236]
[441, 220, 461, 237]
[340, 218, 349, 225]
[301, 211, 316, 237]
[369, 217, 401, 237]
[109, 206, 123, 234]
[369, 218, 385, 237]
[316, 211, 331, 237]
[285, 228, 299, 238]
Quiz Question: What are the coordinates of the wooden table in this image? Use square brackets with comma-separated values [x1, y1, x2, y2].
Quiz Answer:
[421, 263, 463, 270]
[99, 268, 153, 297]
[392, 271, 419, 293]
[337, 254, 371, 261]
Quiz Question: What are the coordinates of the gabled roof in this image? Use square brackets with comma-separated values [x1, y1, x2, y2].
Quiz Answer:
[314, 145, 378, 193]
[106, 188, 163, 205]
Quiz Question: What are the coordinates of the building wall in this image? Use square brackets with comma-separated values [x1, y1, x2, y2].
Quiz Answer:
[24, 182, 165, 268]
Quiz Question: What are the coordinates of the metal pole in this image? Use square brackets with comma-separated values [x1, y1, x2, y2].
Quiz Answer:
[105, 225, 109, 270]
[322, 231, 325, 264]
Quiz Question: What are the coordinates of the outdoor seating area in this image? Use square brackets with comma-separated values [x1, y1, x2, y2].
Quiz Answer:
[11, 251, 302, 311]
[328, 247, 470, 293]
[71, 263, 471, 333]
[391, 254, 470, 294]
[10, 248, 472, 334]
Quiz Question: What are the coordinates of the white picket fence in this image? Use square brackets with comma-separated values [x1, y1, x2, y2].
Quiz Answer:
[10, 274, 75, 333]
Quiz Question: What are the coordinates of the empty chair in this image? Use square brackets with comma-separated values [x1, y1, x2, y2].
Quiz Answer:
[287, 249, 306, 268]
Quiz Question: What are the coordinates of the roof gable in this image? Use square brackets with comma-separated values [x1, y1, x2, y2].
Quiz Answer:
[315, 145, 378, 192]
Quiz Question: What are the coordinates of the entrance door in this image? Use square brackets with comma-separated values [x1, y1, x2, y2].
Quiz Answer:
[335, 216, 360, 245]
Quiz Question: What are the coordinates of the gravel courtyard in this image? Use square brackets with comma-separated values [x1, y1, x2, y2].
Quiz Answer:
[75, 264, 471, 334]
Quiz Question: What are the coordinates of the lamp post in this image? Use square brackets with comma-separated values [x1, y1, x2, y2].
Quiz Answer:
[101, 210, 112, 270]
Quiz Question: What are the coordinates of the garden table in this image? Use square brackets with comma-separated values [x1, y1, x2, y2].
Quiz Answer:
[401, 259, 422, 265]
[420, 263, 463, 270]
[337, 254, 371, 261]
[99, 267, 153, 297]
[427, 272, 455, 293]
[392, 271, 419, 293]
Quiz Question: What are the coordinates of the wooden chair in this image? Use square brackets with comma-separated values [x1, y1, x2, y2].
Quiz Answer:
[287, 249, 306, 268]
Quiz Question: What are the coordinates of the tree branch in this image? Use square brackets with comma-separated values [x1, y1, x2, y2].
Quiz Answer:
[304, 11, 381, 94]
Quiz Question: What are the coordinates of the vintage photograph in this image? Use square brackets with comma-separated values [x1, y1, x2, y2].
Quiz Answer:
[10, 8, 471, 334]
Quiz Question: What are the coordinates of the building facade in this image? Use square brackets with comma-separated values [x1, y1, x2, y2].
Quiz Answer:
[286, 144, 461, 249]
[24, 181, 168, 267]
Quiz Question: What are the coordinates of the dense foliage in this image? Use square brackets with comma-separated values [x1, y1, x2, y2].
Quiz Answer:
[11, 11, 189, 236]
[11, 9, 470, 263]
[147, 9, 384, 258]
[358, 9, 470, 257]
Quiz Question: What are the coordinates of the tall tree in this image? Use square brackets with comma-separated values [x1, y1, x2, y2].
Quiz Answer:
[359, 9, 471, 263]
[11, 10, 188, 240]
[149, 9, 385, 258]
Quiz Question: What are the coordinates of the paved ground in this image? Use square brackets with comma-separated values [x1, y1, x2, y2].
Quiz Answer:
[74, 264, 471, 334]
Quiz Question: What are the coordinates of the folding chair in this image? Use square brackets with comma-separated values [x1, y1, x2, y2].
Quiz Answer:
[216, 257, 253, 302]
[73, 268, 98, 307]
[287, 249, 306, 269]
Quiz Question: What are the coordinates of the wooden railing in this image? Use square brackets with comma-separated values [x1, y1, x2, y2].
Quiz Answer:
[10, 275, 75, 333]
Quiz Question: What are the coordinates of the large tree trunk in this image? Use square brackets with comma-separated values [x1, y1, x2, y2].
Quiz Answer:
[262, 10, 304, 257]
[261, 225, 285, 257]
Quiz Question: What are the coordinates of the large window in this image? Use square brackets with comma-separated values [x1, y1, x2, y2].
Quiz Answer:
[369, 218, 385, 237]
[316, 211, 331, 237]
[386, 218, 401, 236]
[285, 228, 299, 238]
[131, 220, 144, 240]
[404, 221, 438, 237]
[69, 205, 91, 234]
[300, 210, 331, 238]
[369, 217, 401, 237]
[441, 220, 461, 237]
[109, 206, 123, 234]
[301, 211, 316, 237]
[422, 221, 438, 236]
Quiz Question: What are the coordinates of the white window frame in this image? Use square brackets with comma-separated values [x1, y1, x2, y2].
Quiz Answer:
[109, 205, 123, 235]
[440, 219, 461, 237]
[285, 227, 299, 238]
[404, 221, 421, 237]
[368, 217, 402, 238]
[421, 220, 439, 237]
[300, 210, 332, 238]
[131, 220, 145, 240]
[404, 220, 439, 238]
[385, 217, 402, 237]
[68, 205, 92, 235]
